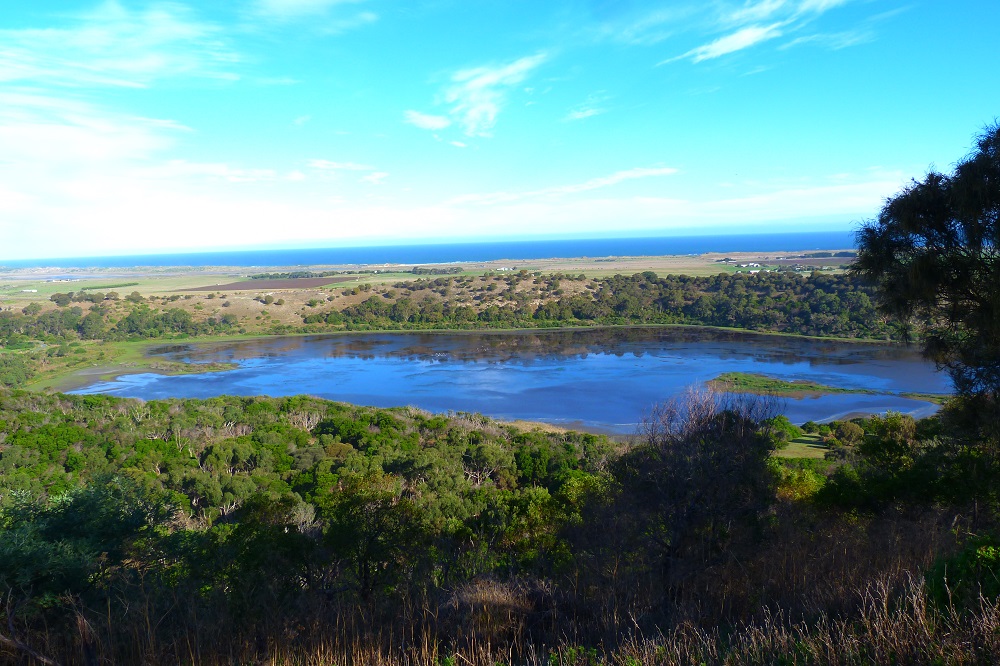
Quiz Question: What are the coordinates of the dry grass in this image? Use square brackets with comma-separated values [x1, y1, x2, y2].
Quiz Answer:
[19, 574, 1000, 666]
[4, 505, 983, 666]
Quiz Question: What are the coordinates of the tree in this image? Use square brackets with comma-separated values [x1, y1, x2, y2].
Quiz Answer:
[611, 389, 779, 595]
[320, 471, 423, 599]
[854, 125, 1000, 411]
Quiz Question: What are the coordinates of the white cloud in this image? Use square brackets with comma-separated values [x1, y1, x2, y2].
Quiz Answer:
[564, 91, 611, 122]
[565, 109, 604, 121]
[0, 3, 239, 88]
[797, 0, 851, 14]
[252, 0, 364, 19]
[450, 166, 680, 206]
[782, 28, 874, 50]
[362, 172, 388, 185]
[589, 7, 700, 46]
[257, 76, 301, 86]
[724, 0, 788, 25]
[403, 110, 452, 131]
[426, 171, 904, 241]
[145, 160, 282, 183]
[653, 0, 868, 65]
[444, 53, 547, 136]
[0, 151, 906, 259]
[0, 91, 181, 166]
[308, 159, 375, 171]
[407, 53, 547, 139]
[450, 141, 468, 148]
[557, 167, 680, 193]
[668, 22, 786, 63]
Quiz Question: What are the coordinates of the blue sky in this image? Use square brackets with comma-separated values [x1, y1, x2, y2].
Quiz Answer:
[1, 1, 997, 258]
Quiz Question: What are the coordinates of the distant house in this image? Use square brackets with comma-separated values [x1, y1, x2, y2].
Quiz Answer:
[21, 289, 37, 293]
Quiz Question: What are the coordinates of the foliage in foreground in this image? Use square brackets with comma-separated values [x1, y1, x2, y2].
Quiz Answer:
[1, 387, 999, 664]
[854, 122, 1000, 444]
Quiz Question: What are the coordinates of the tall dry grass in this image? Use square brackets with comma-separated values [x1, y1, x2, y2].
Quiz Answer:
[5, 504, 991, 666]
[29, 574, 1000, 665]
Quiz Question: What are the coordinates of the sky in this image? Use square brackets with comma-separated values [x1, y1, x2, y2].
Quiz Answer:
[1, 1, 998, 259]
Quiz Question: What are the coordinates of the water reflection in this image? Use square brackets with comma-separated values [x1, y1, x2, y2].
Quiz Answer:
[151, 328, 923, 366]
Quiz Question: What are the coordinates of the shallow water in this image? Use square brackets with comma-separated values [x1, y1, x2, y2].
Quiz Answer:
[70, 328, 951, 433]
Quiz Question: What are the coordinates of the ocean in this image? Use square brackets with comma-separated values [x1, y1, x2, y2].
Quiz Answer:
[2, 230, 855, 269]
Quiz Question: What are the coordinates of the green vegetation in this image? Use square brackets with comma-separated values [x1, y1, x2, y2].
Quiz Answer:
[410, 265, 463, 275]
[1, 387, 999, 664]
[774, 432, 830, 459]
[855, 123, 1000, 442]
[79, 282, 139, 291]
[710, 371, 950, 405]
[710, 371, 873, 396]
[310, 270, 899, 339]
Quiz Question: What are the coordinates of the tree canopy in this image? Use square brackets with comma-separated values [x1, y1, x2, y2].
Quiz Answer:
[854, 125, 1000, 412]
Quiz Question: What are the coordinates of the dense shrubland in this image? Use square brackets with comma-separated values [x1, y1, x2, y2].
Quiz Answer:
[1, 387, 998, 664]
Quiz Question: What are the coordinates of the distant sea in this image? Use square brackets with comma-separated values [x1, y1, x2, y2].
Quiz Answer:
[3, 231, 855, 269]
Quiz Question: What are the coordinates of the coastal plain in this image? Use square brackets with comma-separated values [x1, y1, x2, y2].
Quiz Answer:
[0, 247, 850, 305]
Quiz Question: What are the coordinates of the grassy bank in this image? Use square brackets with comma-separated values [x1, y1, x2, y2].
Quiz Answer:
[26, 340, 238, 392]
[709, 371, 949, 404]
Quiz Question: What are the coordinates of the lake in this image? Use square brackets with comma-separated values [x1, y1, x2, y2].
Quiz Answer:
[70, 328, 951, 433]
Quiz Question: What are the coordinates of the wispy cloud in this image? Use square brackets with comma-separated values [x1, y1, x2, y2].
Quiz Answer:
[0, 3, 239, 88]
[403, 110, 451, 131]
[444, 53, 547, 137]
[557, 167, 680, 193]
[724, 0, 788, 25]
[407, 54, 547, 138]
[450, 166, 679, 206]
[565, 108, 604, 121]
[362, 171, 388, 185]
[308, 159, 375, 171]
[782, 5, 904, 51]
[796, 0, 851, 15]
[590, 7, 699, 46]
[0, 91, 182, 166]
[252, 0, 363, 19]
[782, 28, 874, 50]
[659, 0, 869, 65]
[147, 160, 285, 183]
[665, 22, 786, 64]
[564, 91, 611, 122]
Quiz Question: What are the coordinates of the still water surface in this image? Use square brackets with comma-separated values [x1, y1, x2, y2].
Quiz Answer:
[71, 328, 951, 433]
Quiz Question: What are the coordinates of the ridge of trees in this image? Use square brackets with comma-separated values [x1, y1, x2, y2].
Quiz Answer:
[308, 270, 899, 339]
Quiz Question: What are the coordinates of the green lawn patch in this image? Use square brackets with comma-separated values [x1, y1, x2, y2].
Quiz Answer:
[709, 372, 873, 397]
[775, 433, 830, 459]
